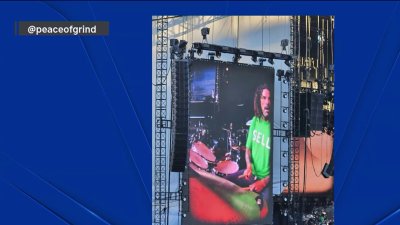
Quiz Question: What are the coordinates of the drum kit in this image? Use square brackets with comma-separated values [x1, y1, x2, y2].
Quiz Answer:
[189, 121, 250, 177]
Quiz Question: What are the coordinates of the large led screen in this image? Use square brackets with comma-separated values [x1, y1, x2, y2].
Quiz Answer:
[186, 59, 275, 225]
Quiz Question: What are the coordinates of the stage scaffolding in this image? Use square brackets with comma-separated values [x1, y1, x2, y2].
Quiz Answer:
[153, 16, 333, 225]
[153, 16, 170, 225]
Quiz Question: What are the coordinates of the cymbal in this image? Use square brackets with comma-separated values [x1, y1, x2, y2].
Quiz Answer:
[231, 146, 247, 151]
[189, 124, 208, 131]
[236, 129, 248, 133]
[246, 119, 253, 126]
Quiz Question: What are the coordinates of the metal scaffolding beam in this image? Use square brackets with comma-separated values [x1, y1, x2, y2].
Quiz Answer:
[288, 15, 301, 225]
[153, 15, 169, 225]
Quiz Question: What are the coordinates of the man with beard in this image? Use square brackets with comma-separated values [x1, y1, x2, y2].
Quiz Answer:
[226, 83, 272, 218]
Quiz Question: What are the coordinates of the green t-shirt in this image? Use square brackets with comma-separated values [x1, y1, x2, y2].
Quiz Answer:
[246, 116, 271, 178]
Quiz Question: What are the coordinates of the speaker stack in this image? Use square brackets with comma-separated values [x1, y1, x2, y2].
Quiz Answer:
[294, 92, 323, 137]
[170, 60, 189, 172]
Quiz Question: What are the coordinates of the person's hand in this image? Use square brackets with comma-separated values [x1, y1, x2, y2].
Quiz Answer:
[248, 179, 267, 193]
[243, 166, 252, 180]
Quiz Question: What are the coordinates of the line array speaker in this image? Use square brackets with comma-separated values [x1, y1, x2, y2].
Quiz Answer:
[294, 92, 323, 137]
[170, 60, 189, 172]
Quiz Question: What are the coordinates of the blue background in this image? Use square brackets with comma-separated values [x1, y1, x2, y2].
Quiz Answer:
[0, 1, 400, 225]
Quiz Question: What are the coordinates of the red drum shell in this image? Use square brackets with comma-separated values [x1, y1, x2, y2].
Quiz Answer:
[189, 149, 208, 170]
[214, 160, 239, 175]
[192, 141, 216, 162]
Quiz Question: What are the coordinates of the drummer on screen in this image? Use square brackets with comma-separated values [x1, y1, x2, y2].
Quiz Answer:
[226, 83, 272, 214]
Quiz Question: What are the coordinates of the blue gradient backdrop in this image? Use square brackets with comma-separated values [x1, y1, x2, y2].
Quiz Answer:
[0, 1, 400, 225]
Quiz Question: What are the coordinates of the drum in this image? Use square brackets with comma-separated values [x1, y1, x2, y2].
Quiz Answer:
[191, 141, 216, 163]
[190, 141, 217, 172]
[213, 160, 239, 176]
[189, 149, 208, 170]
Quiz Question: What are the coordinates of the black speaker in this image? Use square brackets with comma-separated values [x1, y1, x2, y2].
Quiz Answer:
[170, 60, 189, 172]
[310, 93, 323, 130]
[294, 92, 323, 137]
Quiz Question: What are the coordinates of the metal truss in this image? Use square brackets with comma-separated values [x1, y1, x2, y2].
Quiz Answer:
[153, 15, 169, 225]
[288, 15, 302, 224]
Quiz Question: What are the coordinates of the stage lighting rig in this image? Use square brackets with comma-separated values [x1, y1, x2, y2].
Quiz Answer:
[259, 58, 266, 66]
[251, 54, 257, 63]
[284, 70, 293, 82]
[233, 53, 241, 63]
[284, 59, 292, 67]
[169, 39, 179, 59]
[188, 48, 195, 59]
[191, 42, 292, 62]
[277, 69, 284, 81]
[179, 40, 188, 49]
[281, 39, 289, 51]
[170, 39, 179, 46]
[197, 48, 203, 56]
[268, 57, 274, 65]
[208, 52, 215, 60]
[170, 39, 187, 59]
[178, 40, 187, 57]
[201, 27, 210, 42]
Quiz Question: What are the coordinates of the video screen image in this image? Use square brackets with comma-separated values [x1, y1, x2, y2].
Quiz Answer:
[186, 60, 275, 225]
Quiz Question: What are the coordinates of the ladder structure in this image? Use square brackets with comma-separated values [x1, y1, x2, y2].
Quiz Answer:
[153, 16, 169, 225]
[288, 15, 302, 224]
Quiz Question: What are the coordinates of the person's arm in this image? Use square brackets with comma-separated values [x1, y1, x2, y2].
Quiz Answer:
[249, 175, 270, 192]
[261, 175, 270, 186]
[243, 117, 255, 180]
[243, 147, 252, 179]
